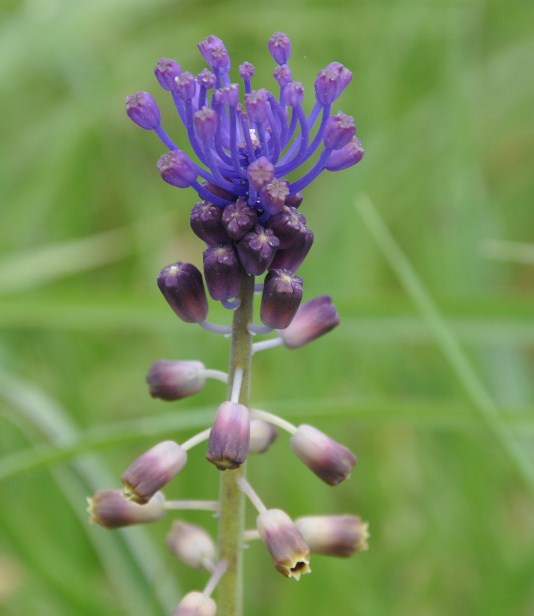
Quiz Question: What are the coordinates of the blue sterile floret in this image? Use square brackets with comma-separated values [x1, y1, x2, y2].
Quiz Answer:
[126, 32, 364, 215]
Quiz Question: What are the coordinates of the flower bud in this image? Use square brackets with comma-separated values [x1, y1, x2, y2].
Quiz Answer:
[260, 178, 289, 216]
[88, 490, 165, 529]
[279, 295, 338, 348]
[256, 509, 311, 580]
[190, 200, 229, 245]
[284, 82, 304, 107]
[221, 198, 258, 240]
[166, 520, 216, 569]
[125, 92, 161, 130]
[175, 71, 197, 101]
[324, 112, 356, 150]
[239, 62, 255, 79]
[203, 245, 242, 300]
[237, 225, 280, 276]
[122, 440, 187, 504]
[247, 157, 275, 191]
[325, 136, 364, 171]
[269, 227, 313, 273]
[290, 424, 356, 486]
[265, 206, 307, 250]
[157, 262, 208, 324]
[206, 402, 250, 470]
[194, 107, 218, 142]
[295, 515, 369, 557]
[146, 360, 206, 400]
[315, 62, 352, 104]
[155, 58, 182, 90]
[245, 89, 269, 123]
[173, 591, 216, 616]
[273, 64, 292, 87]
[285, 192, 303, 209]
[197, 68, 216, 90]
[249, 418, 278, 454]
[268, 32, 291, 65]
[198, 34, 231, 71]
[158, 151, 197, 188]
[260, 269, 303, 329]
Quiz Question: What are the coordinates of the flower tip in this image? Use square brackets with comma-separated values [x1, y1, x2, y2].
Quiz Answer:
[125, 91, 161, 130]
[268, 32, 292, 65]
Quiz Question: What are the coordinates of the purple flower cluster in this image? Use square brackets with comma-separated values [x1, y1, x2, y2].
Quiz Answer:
[126, 33, 364, 302]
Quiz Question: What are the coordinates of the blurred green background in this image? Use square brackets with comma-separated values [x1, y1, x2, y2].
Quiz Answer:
[1, 0, 533, 614]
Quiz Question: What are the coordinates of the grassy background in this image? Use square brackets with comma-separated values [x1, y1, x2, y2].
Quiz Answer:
[1, 0, 534, 614]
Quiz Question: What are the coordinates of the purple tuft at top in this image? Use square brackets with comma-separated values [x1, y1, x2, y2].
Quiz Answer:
[126, 33, 363, 219]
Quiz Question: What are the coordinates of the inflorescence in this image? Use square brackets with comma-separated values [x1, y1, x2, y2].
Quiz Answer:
[88, 33, 367, 615]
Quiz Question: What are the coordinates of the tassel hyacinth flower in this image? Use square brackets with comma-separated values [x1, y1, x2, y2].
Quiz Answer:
[90, 32, 368, 616]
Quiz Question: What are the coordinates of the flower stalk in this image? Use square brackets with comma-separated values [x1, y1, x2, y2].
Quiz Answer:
[217, 270, 255, 616]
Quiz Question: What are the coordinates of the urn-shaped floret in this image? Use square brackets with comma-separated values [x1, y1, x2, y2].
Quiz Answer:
[206, 402, 250, 470]
[279, 295, 339, 348]
[203, 245, 242, 301]
[166, 520, 216, 569]
[157, 262, 209, 323]
[295, 515, 369, 557]
[146, 360, 206, 400]
[88, 490, 165, 529]
[260, 269, 303, 329]
[122, 440, 187, 504]
[173, 591, 217, 616]
[126, 92, 161, 130]
[256, 509, 311, 580]
[290, 424, 356, 486]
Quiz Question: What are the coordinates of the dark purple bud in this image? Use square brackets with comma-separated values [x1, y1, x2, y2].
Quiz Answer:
[158, 151, 197, 188]
[269, 227, 314, 272]
[206, 402, 250, 470]
[249, 418, 278, 454]
[324, 112, 356, 150]
[237, 225, 280, 276]
[295, 515, 369, 557]
[285, 192, 304, 209]
[157, 262, 208, 323]
[203, 245, 242, 300]
[122, 440, 187, 504]
[265, 206, 307, 249]
[260, 269, 303, 329]
[221, 198, 258, 241]
[125, 92, 161, 130]
[197, 68, 216, 89]
[290, 424, 356, 486]
[155, 58, 182, 90]
[198, 35, 231, 70]
[279, 295, 339, 348]
[194, 107, 218, 142]
[245, 89, 269, 123]
[260, 178, 289, 216]
[325, 136, 364, 171]
[173, 592, 216, 616]
[273, 64, 292, 87]
[88, 490, 165, 529]
[256, 509, 311, 580]
[146, 360, 206, 400]
[268, 32, 292, 65]
[174, 71, 197, 100]
[239, 61, 255, 79]
[284, 82, 304, 107]
[166, 520, 216, 569]
[190, 200, 229, 244]
[247, 156, 275, 190]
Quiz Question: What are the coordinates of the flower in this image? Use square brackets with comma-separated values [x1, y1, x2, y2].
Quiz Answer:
[126, 33, 363, 278]
[88, 490, 166, 528]
[256, 508, 311, 580]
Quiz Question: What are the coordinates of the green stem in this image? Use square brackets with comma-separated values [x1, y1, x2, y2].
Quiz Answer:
[217, 271, 255, 616]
